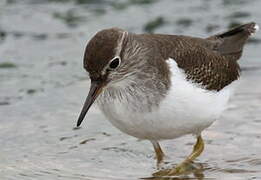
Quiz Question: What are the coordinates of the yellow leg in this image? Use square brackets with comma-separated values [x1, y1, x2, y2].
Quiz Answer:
[186, 135, 204, 162]
[171, 135, 204, 175]
[151, 140, 165, 168]
[153, 135, 204, 176]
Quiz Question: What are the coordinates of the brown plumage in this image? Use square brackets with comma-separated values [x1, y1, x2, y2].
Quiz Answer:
[133, 22, 256, 91]
[83, 28, 125, 81]
[83, 22, 256, 92]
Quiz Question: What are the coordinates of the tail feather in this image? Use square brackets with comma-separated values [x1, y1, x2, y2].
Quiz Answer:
[207, 22, 258, 61]
[216, 22, 258, 38]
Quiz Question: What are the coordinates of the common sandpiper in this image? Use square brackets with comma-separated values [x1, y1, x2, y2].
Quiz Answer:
[76, 22, 259, 176]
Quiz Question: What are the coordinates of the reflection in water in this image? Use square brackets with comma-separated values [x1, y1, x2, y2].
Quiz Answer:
[149, 161, 205, 180]
[153, 162, 204, 178]
[149, 136, 205, 178]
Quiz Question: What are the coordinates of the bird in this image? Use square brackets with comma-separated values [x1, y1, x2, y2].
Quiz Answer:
[76, 22, 259, 176]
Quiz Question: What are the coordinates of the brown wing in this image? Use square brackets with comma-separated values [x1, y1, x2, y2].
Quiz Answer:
[170, 23, 257, 91]
[172, 44, 240, 91]
[139, 34, 241, 91]
[139, 22, 257, 91]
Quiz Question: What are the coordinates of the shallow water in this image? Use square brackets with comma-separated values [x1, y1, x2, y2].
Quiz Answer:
[0, 0, 261, 179]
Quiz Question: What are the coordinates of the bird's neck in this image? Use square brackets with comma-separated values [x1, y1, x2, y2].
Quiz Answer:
[97, 69, 169, 112]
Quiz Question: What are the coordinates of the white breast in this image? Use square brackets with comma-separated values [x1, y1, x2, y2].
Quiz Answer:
[98, 58, 236, 140]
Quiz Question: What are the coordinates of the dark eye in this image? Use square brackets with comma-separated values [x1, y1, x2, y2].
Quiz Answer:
[108, 57, 120, 70]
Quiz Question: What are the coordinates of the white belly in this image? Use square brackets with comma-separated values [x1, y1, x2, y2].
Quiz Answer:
[98, 59, 236, 140]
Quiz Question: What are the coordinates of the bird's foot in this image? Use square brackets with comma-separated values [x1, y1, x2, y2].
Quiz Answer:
[153, 160, 203, 177]
[152, 135, 205, 177]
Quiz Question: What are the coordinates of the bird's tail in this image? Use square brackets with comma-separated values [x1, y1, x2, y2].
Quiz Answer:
[207, 22, 259, 61]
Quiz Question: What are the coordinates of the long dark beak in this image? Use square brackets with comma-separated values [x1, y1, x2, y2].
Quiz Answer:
[77, 81, 104, 127]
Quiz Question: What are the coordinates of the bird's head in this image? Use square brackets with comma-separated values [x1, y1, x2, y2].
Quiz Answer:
[77, 28, 129, 127]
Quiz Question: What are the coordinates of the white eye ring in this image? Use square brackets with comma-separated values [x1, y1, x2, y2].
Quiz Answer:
[108, 56, 121, 70]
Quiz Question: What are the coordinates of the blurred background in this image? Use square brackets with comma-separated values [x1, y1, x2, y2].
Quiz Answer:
[0, 0, 260, 179]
